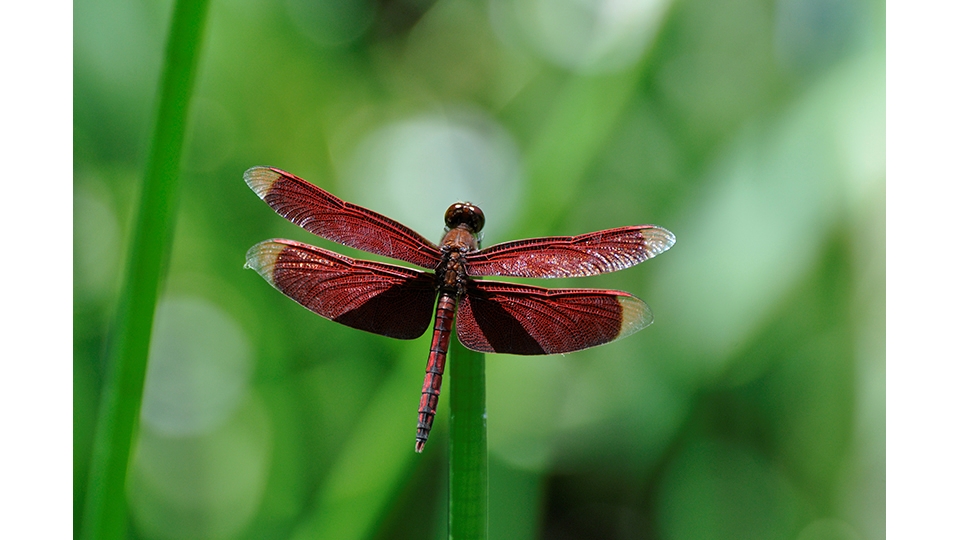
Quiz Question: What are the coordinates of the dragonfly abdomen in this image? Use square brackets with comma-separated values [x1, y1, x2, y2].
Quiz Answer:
[415, 293, 457, 452]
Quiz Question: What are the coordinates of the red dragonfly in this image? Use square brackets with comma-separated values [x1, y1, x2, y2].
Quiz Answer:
[244, 167, 675, 452]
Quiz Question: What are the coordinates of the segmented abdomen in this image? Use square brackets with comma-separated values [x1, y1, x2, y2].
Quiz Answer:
[415, 293, 457, 452]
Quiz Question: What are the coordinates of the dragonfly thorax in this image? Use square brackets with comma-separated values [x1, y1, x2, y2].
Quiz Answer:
[436, 228, 476, 297]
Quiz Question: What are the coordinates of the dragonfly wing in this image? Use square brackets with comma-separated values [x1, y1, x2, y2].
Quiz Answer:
[455, 280, 653, 355]
[245, 167, 443, 269]
[466, 225, 675, 278]
[246, 239, 437, 339]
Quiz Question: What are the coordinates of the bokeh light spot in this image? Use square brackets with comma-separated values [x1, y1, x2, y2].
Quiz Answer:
[129, 393, 272, 540]
[141, 295, 253, 437]
[344, 109, 522, 243]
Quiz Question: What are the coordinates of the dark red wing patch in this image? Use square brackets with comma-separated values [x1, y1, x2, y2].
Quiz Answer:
[245, 167, 443, 269]
[455, 280, 653, 355]
[246, 239, 437, 339]
[465, 225, 675, 278]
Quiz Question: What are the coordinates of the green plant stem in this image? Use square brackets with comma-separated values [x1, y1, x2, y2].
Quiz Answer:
[448, 338, 488, 539]
[80, 2, 209, 539]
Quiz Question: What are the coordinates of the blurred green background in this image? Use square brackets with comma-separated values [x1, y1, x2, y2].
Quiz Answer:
[74, 0, 884, 538]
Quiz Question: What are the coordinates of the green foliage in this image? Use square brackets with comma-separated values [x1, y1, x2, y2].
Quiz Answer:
[74, 0, 885, 538]
[80, 1, 210, 539]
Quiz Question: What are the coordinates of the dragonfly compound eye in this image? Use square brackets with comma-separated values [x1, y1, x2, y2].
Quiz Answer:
[444, 203, 485, 233]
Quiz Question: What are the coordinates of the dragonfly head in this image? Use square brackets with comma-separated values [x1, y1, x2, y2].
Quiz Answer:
[444, 202, 485, 234]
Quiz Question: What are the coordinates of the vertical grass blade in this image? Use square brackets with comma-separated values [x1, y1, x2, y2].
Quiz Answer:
[448, 338, 488, 539]
[80, 2, 210, 539]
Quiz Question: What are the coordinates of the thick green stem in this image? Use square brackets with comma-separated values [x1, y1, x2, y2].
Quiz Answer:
[80, 2, 209, 539]
[448, 338, 488, 539]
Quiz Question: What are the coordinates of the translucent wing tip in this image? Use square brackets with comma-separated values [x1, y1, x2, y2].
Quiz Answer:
[244, 166, 282, 200]
[644, 226, 676, 258]
[244, 240, 287, 286]
[617, 294, 654, 340]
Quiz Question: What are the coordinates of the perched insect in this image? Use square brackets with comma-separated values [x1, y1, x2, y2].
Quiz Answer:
[244, 167, 675, 452]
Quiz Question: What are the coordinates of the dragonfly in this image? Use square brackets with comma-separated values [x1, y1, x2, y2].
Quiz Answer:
[243, 167, 675, 452]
